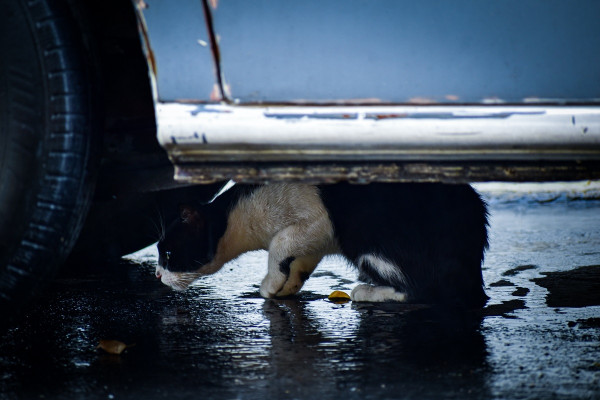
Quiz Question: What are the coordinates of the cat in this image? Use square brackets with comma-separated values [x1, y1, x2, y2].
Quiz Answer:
[156, 182, 489, 308]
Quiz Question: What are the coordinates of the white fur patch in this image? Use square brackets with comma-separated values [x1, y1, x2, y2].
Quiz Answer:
[351, 284, 407, 302]
[260, 270, 286, 298]
[358, 254, 407, 286]
[155, 266, 199, 291]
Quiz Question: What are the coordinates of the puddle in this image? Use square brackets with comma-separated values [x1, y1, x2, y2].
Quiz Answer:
[533, 265, 600, 307]
[502, 264, 538, 277]
[489, 279, 514, 287]
[480, 299, 527, 318]
[568, 318, 600, 329]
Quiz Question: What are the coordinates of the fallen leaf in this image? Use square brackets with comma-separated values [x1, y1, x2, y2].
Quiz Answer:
[97, 340, 133, 355]
[328, 290, 351, 303]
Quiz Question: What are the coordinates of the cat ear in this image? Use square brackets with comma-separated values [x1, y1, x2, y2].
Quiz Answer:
[179, 204, 205, 229]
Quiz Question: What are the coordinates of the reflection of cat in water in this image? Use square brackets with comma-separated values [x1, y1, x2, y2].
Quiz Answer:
[156, 182, 489, 308]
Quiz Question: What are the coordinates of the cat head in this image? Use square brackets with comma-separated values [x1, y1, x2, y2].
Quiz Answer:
[156, 204, 218, 290]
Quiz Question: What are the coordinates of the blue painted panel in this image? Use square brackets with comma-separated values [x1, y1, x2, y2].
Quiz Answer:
[211, 0, 600, 104]
[142, 0, 216, 102]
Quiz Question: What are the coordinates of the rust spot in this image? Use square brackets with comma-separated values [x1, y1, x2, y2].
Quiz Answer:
[408, 97, 437, 105]
[210, 83, 221, 101]
[209, 0, 218, 9]
[366, 113, 407, 120]
[445, 95, 460, 101]
[134, 3, 157, 78]
[145, 43, 157, 78]
[136, 0, 148, 9]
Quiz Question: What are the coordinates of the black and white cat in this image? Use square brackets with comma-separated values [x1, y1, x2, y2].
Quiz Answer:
[156, 182, 489, 308]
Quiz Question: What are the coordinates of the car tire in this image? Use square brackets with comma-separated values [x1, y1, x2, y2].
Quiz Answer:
[0, 0, 97, 317]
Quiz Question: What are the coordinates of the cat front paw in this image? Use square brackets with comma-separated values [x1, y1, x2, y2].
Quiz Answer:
[261, 254, 320, 298]
[351, 284, 407, 302]
[260, 270, 287, 298]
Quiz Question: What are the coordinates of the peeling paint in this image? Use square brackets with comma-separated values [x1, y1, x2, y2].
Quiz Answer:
[524, 97, 542, 103]
[264, 112, 359, 120]
[521, 97, 600, 104]
[133, 1, 158, 101]
[482, 98, 506, 105]
[288, 98, 385, 105]
[262, 110, 545, 121]
[157, 103, 600, 175]
[190, 105, 232, 116]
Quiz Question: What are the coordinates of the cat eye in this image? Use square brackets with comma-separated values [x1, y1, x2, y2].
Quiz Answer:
[165, 251, 171, 260]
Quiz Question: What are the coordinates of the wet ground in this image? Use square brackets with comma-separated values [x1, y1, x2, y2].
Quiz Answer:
[1, 182, 600, 400]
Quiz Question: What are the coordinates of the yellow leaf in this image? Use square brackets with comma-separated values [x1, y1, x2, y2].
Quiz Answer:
[328, 290, 351, 302]
[97, 340, 132, 355]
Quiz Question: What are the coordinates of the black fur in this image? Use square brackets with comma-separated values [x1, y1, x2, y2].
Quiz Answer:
[158, 182, 489, 308]
[319, 182, 489, 308]
[279, 257, 296, 276]
[157, 184, 257, 273]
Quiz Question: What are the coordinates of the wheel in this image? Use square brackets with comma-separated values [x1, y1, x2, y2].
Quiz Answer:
[0, 0, 97, 318]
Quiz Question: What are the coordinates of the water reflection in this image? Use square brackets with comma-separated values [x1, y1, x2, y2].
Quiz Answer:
[261, 297, 491, 399]
[347, 306, 490, 397]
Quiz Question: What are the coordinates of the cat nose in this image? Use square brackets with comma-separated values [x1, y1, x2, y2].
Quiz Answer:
[155, 270, 162, 279]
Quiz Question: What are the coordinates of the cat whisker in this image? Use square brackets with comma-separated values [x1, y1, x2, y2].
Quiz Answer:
[156, 206, 166, 242]
[145, 206, 166, 242]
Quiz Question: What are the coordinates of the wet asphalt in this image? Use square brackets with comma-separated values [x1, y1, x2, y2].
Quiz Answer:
[1, 183, 599, 400]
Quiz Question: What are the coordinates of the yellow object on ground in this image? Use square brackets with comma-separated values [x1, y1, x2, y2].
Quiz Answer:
[328, 290, 351, 302]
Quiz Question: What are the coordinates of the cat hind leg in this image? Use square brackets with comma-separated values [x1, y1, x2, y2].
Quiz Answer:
[350, 254, 408, 302]
[351, 284, 407, 302]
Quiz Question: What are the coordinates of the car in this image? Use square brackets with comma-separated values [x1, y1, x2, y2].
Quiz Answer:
[1, 0, 599, 318]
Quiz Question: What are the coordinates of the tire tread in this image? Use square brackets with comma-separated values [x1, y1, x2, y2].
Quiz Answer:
[0, 0, 97, 317]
